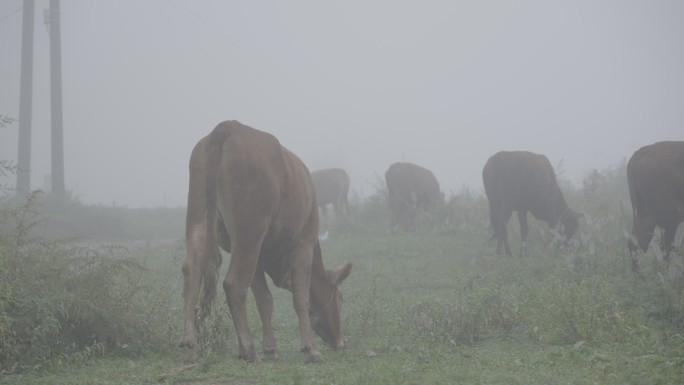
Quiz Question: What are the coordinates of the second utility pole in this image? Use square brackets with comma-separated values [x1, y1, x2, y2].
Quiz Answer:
[49, 0, 65, 196]
[17, 0, 35, 194]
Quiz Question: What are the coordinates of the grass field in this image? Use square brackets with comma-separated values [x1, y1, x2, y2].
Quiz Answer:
[1, 173, 683, 384]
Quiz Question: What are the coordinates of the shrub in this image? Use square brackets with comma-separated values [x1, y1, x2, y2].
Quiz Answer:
[526, 268, 633, 344]
[403, 275, 521, 346]
[524, 253, 684, 348]
[440, 186, 490, 236]
[0, 169, 180, 372]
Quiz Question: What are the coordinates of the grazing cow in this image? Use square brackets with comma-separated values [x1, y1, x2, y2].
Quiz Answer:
[482, 151, 581, 256]
[180, 121, 352, 364]
[385, 162, 442, 230]
[311, 168, 350, 220]
[627, 141, 684, 271]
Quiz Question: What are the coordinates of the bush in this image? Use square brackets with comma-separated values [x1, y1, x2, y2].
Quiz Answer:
[440, 186, 490, 236]
[526, 267, 634, 344]
[0, 175, 180, 372]
[403, 275, 521, 345]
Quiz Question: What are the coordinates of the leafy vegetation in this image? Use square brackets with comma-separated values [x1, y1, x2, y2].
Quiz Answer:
[0, 166, 184, 373]
[0, 160, 682, 384]
[0, 115, 16, 129]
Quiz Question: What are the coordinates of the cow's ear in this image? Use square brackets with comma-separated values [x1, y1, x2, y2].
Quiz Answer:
[326, 262, 352, 286]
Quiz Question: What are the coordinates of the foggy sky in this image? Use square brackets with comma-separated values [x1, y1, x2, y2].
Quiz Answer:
[1, 0, 682, 208]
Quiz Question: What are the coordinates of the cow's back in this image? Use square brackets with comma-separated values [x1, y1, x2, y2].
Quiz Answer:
[482, 151, 557, 212]
[210, 121, 318, 254]
[385, 162, 440, 204]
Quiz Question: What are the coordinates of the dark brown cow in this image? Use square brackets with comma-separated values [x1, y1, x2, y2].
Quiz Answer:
[627, 141, 684, 271]
[311, 168, 350, 219]
[482, 151, 581, 256]
[180, 121, 352, 364]
[385, 162, 442, 230]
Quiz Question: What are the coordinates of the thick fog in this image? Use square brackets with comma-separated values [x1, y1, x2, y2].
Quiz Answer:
[1, 1, 682, 208]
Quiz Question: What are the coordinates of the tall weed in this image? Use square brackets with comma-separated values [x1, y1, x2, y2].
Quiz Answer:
[403, 275, 521, 345]
[526, 268, 634, 344]
[0, 189, 180, 372]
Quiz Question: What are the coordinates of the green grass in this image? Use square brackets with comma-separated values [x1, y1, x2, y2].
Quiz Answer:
[10, 340, 681, 385]
[1, 164, 683, 384]
[2, 228, 682, 385]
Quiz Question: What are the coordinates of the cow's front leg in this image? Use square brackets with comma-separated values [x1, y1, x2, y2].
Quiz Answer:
[289, 246, 324, 363]
[251, 269, 278, 360]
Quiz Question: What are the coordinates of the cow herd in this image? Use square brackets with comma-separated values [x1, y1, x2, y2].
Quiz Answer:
[180, 120, 683, 364]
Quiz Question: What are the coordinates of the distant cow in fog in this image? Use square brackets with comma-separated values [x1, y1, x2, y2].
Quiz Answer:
[482, 151, 581, 256]
[627, 141, 684, 271]
[311, 168, 350, 220]
[385, 162, 442, 230]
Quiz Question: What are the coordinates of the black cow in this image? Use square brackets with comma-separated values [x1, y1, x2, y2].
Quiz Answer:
[483, 151, 581, 256]
[385, 162, 442, 230]
[627, 141, 684, 271]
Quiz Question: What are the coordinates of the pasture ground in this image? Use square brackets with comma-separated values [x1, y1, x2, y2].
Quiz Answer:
[2, 226, 682, 385]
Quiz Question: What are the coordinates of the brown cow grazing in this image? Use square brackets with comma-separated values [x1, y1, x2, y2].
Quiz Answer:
[311, 168, 350, 220]
[180, 121, 352, 364]
[385, 162, 442, 230]
[482, 151, 581, 257]
[627, 141, 684, 271]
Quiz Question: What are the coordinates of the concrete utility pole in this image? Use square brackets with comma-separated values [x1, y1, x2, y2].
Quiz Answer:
[49, 0, 65, 195]
[17, 0, 35, 194]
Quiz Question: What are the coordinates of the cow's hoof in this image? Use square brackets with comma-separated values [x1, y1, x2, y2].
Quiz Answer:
[240, 355, 261, 364]
[263, 348, 279, 361]
[238, 354, 261, 363]
[238, 349, 261, 363]
[180, 347, 197, 365]
[305, 351, 324, 364]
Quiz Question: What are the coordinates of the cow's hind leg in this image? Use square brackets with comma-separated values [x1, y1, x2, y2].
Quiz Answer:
[630, 214, 656, 272]
[180, 225, 210, 363]
[223, 243, 262, 362]
[517, 210, 528, 257]
[251, 269, 278, 360]
[494, 208, 513, 256]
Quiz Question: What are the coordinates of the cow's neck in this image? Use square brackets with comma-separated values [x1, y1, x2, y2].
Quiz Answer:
[309, 241, 333, 306]
[539, 190, 569, 227]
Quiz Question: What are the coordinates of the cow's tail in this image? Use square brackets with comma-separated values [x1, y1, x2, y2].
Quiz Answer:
[198, 122, 232, 320]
